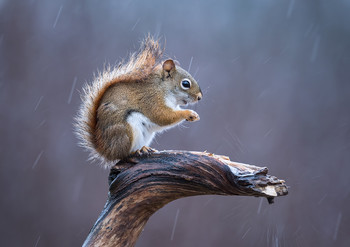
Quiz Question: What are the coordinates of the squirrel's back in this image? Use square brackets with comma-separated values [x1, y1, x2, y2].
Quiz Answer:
[75, 37, 163, 166]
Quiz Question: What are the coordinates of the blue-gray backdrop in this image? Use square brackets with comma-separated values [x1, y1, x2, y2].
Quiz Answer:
[1, 0, 349, 246]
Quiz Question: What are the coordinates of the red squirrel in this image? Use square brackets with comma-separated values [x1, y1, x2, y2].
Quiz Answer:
[75, 37, 202, 167]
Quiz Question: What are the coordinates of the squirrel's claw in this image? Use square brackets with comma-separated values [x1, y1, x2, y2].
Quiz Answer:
[132, 146, 157, 157]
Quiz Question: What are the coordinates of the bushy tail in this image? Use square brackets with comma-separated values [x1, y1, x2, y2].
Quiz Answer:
[74, 36, 163, 167]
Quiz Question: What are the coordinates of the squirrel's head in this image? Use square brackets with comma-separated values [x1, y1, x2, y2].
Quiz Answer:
[160, 59, 202, 107]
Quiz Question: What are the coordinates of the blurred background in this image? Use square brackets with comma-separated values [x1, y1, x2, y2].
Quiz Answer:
[1, 0, 350, 246]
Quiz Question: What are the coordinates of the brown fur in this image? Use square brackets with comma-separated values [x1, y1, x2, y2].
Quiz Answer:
[89, 38, 162, 159]
[76, 36, 202, 166]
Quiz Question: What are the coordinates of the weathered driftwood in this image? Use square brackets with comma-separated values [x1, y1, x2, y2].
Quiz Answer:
[83, 150, 288, 247]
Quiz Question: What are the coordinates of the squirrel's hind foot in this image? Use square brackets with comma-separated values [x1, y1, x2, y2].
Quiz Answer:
[122, 146, 157, 164]
[132, 146, 157, 157]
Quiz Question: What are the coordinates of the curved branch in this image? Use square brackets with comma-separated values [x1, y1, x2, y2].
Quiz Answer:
[83, 150, 288, 247]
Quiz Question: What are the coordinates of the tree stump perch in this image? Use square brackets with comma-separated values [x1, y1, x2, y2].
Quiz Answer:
[83, 150, 288, 247]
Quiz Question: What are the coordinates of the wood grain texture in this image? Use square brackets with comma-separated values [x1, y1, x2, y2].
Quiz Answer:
[83, 150, 288, 247]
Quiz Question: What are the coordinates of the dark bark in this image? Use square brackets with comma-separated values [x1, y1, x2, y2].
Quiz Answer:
[83, 151, 288, 247]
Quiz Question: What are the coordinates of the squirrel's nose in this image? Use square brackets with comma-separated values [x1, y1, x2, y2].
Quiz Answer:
[196, 92, 202, 101]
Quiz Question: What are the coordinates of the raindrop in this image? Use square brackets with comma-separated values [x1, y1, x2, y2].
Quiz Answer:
[264, 128, 273, 138]
[131, 18, 140, 31]
[37, 119, 46, 128]
[225, 127, 245, 154]
[34, 235, 41, 247]
[304, 24, 314, 37]
[293, 226, 301, 236]
[34, 96, 43, 111]
[203, 197, 214, 207]
[241, 227, 251, 239]
[32, 150, 44, 169]
[275, 236, 279, 247]
[73, 177, 84, 202]
[257, 197, 263, 214]
[188, 56, 193, 72]
[154, 23, 162, 39]
[286, 0, 295, 18]
[231, 56, 240, 63]
[193, 66, 200, 78]
[310, 36, 320, 62]
[333, 212, 342, 241]
[267, 227, 270, 244]
[53, 5, 63, 29]
[263, 57, 271, 64]
[170, 208, 180, 241]
[223, 204, 244, 219]
[68, 77, 77, 104]
[317, 194, 327, 204]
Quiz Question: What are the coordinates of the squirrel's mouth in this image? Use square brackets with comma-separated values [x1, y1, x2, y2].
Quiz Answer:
[178, 95, 198, 107]
[181, 97, 198, 106]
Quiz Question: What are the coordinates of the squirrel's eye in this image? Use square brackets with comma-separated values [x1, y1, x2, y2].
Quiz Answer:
[181, 79, 191, 90]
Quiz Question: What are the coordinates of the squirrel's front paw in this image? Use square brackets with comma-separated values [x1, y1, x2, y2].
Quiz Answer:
[185, 110, 200, 122]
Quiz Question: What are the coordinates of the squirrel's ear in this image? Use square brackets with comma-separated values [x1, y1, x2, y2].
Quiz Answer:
[162, 59, 176, 78]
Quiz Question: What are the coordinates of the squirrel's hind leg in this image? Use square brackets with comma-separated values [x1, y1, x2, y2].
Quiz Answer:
[95, 123, 133, 161]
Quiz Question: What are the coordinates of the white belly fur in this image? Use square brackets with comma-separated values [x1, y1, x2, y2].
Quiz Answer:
[127, 112, 165, 152]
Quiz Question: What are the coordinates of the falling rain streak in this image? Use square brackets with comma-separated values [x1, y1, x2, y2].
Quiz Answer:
[317, 194, 327, 205]
[193, 67, 200, 78]
[264, 128, 273, 138]
[131, 18, 140, 31]
[53, 6, 63, 28]
[188, 56, 193, 72]
[68, 77, 77, 104]
[170, 209, 180, 241]
[34, 235, 41, 247]
[286, 0, 295, 18]
[310, 36, 320, 62]
[304, 23, 314, 37]
[257, 197, 263, 214]
[231, 56, 240, 63]
[203, 197, 214, 207]
[34, 96, 43, 111]
[333, 212, 342, 241]
[225, 127, 245, 154]
[32, 150, 44, 169]
[154, 23, 162, 39]
[2, 1, 350, 246]
[241, 227, 252, 239]
[38, 119, 46, 128]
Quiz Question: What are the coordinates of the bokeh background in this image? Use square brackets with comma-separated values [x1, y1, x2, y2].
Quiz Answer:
[1, 0, 350, 246]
